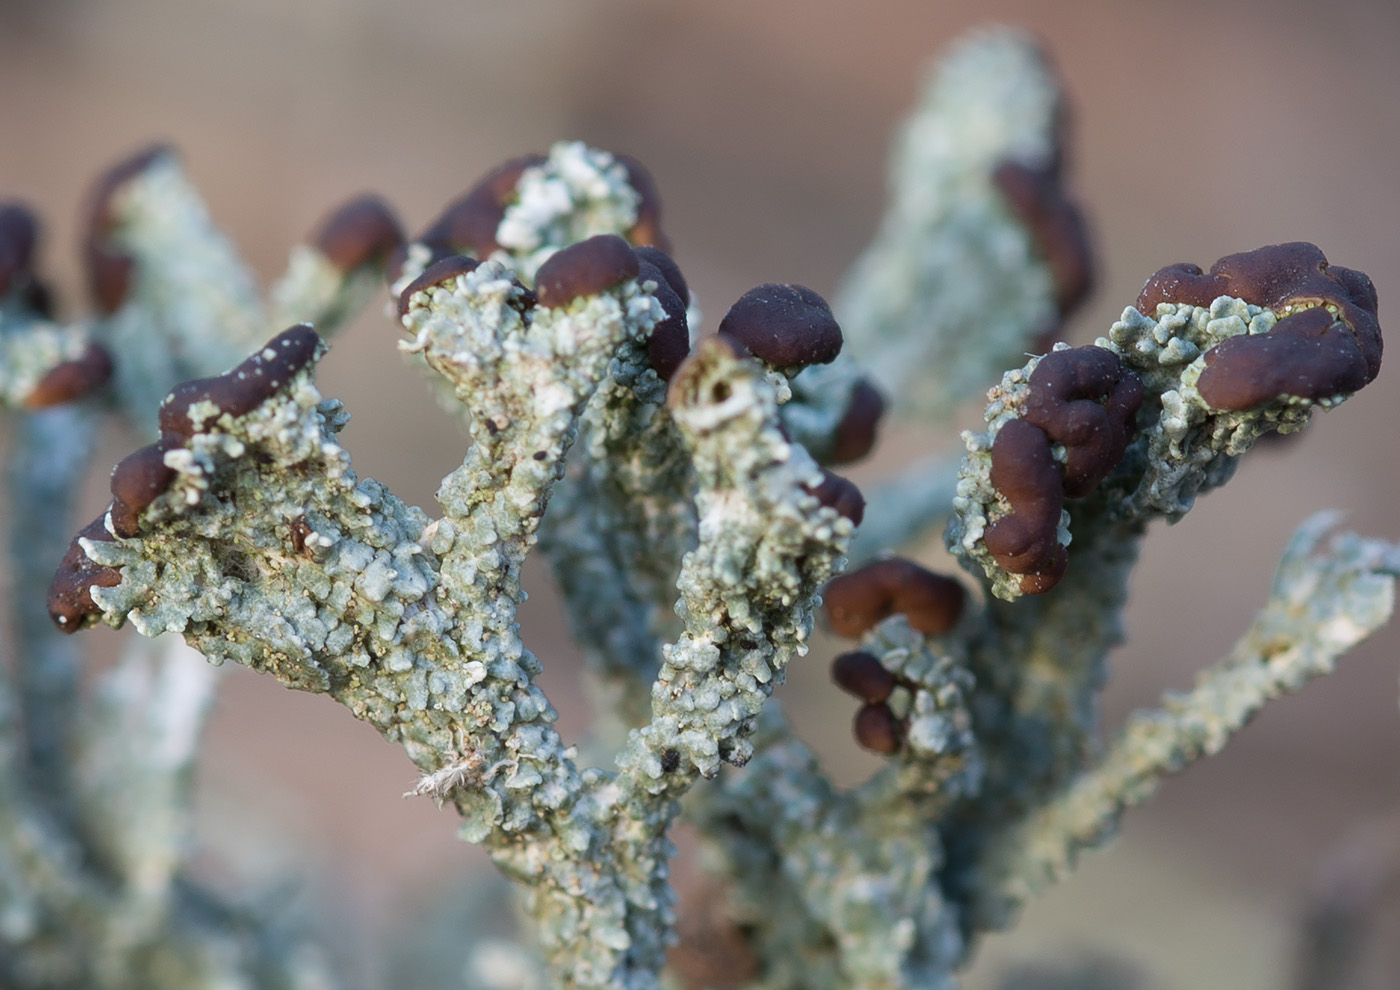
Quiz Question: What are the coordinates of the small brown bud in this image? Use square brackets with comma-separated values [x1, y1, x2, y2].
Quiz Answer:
[311, 194, 404, 275]
[831, 651, 897, 703]
[637, 259, 689, 381]
[418, 153, 546, 258]
[616, 154, 671, 253]
[853, 703, 902, 755]
[84, 144, 172, 314]
[633, 245, 689, 306]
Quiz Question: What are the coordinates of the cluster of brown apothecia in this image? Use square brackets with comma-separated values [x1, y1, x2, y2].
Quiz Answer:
[37, 143, 1387, 764]
[388, 149, 891, 541]
[1138, 242, 1381, 409]
[823, 557, 967, 753]
[983, 345, 1144, 593]
[981, 242, 1382, 597]
[48, 325, 323, 630]
[42, 147, 893, 642]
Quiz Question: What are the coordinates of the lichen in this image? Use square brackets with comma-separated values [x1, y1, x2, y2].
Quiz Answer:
[834, 27, 1069, 421]
[3, 23, 1396, 990]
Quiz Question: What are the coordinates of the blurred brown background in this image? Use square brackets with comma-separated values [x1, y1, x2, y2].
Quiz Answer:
[3, 0, 1400, 986]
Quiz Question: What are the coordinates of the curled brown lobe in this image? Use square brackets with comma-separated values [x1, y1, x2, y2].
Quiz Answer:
[633, 245, 688, 307]
[803, 469, 865, 526]
[159, 323, 321, 440]
[717, 283, 843, 370]
[1136, 243, 1381, 408]
[982, 418, 1064, 581]
[636, 256, 689, 381]
[83, 143, 173, 315]
[395, 254, 480, 318]
[1021, 346, 1143, 496]
[311, 194, 404, 275]
[1199, 307, 1371, 409]
[983, 345, 1142, 593]
[992, 159, 1094, 315]
[108, 441, 177, 539]
[49, 324, 326, 632]
[47, 517, 121, 632]
[418, 153, 546, 259]
[534, 234, 639, 308]
[25, 344, 114, 408]
[826, 378, 886, 466]
[823, 557, 964, 639]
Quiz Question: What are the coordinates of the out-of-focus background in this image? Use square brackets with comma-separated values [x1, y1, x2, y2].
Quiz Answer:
[3, 0, 1400, 986]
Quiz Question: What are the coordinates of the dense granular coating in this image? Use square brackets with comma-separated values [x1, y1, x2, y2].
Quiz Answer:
[637, 259, 690, 380]
[418, 153, 546, 259]
[616, 154, 670, 253]
[311, 194, 405, 275]
[83, 144, 171, 314]
[831, 650, 897, 703]
[717, 283, 844, 369]
[982, 418, 1064, 579]
[108, 442, 177, 539]
[1136, 243, 1381, 406]
[47, 516, 121, 632]
[823, 557, 964, 638]
[827, 378, 887, 465]
[991, 159, 1093, 315]
[25, 344, 114, 408]
[0, 202, 38, 296]
[159, 324, 321, 438]
[633, 245, 689, 307]
[853, 702, 902, 754]
[50, 324, 326, 630]
[535, 235, 640, 308]
[395, 255, 481, 317]
[804, 469, 866, 525]
[1021, 346, 1143, 496]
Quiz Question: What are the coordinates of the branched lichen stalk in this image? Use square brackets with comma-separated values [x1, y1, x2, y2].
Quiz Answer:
[834, 27, 1074, 422]
[7, 407, 97, 797]
[974, 515, 1396, 924]
[942, 246, 1380, 945]
[592, 338, 852, 985]
[535, 328, 695, 731]
[19, 38, 1395, 990]
[695, 619, 979, 990]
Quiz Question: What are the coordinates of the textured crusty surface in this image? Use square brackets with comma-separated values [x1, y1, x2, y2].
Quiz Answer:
[8, 23, 1397, 990]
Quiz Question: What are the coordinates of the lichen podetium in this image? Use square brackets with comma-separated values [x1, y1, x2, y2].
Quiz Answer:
[0, 24, 1390, 990]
